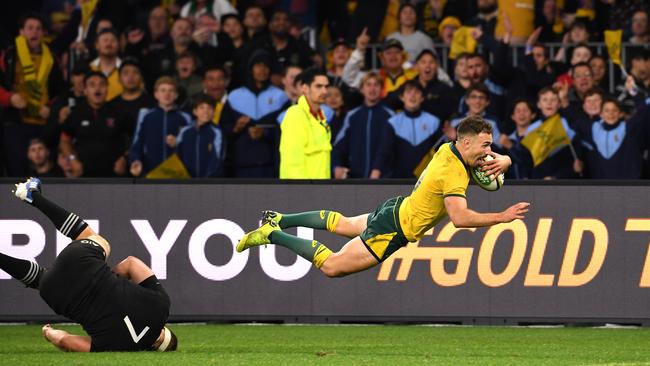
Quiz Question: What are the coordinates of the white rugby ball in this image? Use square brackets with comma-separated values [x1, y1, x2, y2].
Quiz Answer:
[471, 155, 505, 191]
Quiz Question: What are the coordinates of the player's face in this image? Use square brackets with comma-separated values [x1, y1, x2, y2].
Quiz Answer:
[154, 84, 178, 107]
[465, 132, 493, 167]
[600, 101, 621, 125]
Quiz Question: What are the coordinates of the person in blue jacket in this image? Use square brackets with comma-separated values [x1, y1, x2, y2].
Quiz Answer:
[375, 79, 444, 178]
[576, 98, 645, 179]
[176, 95, 226, 177]
[332, 72, 394, 179]
[129, 77, 191, 177]
[220, 49, 288, 177]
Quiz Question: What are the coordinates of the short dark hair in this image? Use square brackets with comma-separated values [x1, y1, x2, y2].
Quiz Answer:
[456, 115, 493, 138]
[203, 65, 227, 79]
[538, 86, 559, 98]
[415, 49, 438, 62]
[584, 87, 605, 99]
[400, 79, 424, 95]
[19, 13, 45, 29]
[84, 71, 108, 85]
[298, 67, 328, 86]
[96, 28, 119, 42]
[465, 83, 490, 99]
[192, 94, 216, 110]
[510, 97, 535, 115]
[468, 52, 487, 64]
[601, 96, 621, 111]
[571, 61, 592, 74]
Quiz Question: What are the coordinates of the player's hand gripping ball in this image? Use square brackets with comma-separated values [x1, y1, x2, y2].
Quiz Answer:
[471, 155, 505, 191]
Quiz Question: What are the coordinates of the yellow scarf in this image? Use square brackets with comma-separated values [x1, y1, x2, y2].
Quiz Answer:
[15, 35, 54, 121]
[81, 0, 98, 33]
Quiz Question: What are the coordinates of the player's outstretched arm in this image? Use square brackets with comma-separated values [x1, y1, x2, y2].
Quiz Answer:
[445, 196, 530, 228]
[42, 324, 91, 352]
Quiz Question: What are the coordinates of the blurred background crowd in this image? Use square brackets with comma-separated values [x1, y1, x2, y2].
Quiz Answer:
[0, 0, 649, 179]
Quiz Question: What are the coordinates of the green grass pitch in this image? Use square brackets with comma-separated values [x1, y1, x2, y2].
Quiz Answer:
[1, 323, 650, 365]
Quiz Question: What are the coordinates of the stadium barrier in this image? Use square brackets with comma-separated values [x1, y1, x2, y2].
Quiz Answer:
[1, 179, 649, 325]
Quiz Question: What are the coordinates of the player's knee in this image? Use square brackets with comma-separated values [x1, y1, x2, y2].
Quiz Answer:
[320, 265, 346, 278]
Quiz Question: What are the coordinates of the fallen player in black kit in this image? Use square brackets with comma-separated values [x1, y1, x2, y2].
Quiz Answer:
[0, 178, 177, 352]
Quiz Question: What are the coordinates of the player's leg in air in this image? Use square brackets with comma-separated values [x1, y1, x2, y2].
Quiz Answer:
[238, 209, 390, 277]
[6, 177, 111, 351]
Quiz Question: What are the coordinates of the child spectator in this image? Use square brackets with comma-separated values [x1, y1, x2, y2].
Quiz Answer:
[177, 95, 225, 177]
[129, 77, 191, 177]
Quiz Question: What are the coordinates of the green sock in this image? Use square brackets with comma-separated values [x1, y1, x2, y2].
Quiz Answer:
[269, 231, 333, 268]
[279, 210, 342, 232]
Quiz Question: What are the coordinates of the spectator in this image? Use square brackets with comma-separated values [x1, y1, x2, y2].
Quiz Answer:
[400, 50, 454, 120]
[281, 64, 303, 104]
[375, 80, 444, 178]
[468, 0, 498, 37]
[176, 94, 226, 177]
[191, 13, 234, 68]
[529, 86, 579, 179]
[89, 28, 122, 101]
[44, 65, 88, 150]
[449, 83, 502, 150]
[250, 10, 315, 83]
[325, 85, 346, 141]
[279, 67, 331, 179]
[572, 87, 605, 135]
[221, 50, 288, 177]
[628, 10, 649, 45]
[0, 13, 65, 177]
[326, 38, 358, 109]
[343, 34, 417, 97]
[59, 72, 128, 177]
[192, 66, 229, 125]
[451, 52, 472, 104]
[124, 6, 171, 63]
[107, 59, 156, 139]
[242, 5, 267, 41]
[332, 72, 394, 179]
[418, 0, 453, 41]
[386, 3, 435, 63]
[27, 138, 64, 177]
[221, 13, 249, 89]
[618, 51, 650, 112]
[438, 16, 461, 46]
[501, 98, 535, 179]
[129, 77, 191, 177]
[180, 0, 237, 22]
[559, 62, 595, 127]
[589, 55, 611, 93]
[577, 98, 645, 179]
[518, 28, 562, 99]
[174, 52, 203, 106]
[461, 52, 508, 123]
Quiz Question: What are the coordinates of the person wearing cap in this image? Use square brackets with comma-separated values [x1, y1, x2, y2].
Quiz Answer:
[89, 28, 123, 101]
[343, 29, 417, 98]
[326, 38, 361, 110]
[221, 49, 288, 177]
[386, 3, 435, 63]
[438, 16, 461, 46]
[6, 178, 178, 352]
[108, 58, 156, 140]
[374, 79, 444, 178]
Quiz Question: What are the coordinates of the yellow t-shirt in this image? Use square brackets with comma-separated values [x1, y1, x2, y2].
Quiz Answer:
[495, 0, 534, 41]
[398, 142, 469, 241]
[90, 59, 123, 101]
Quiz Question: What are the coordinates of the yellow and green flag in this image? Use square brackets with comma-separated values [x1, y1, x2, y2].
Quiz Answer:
[521, 114, 571, 167]
[145, 154, 191, 179]
[449, 27, 477, 60]
[604, 30, 622, 66]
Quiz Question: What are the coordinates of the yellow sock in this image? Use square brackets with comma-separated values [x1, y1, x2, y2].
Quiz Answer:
[312, 244, 333, 268]
[325, 212, 342, 233]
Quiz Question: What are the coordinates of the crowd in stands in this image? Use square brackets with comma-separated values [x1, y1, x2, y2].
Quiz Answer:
[1, 0, 649, 179]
